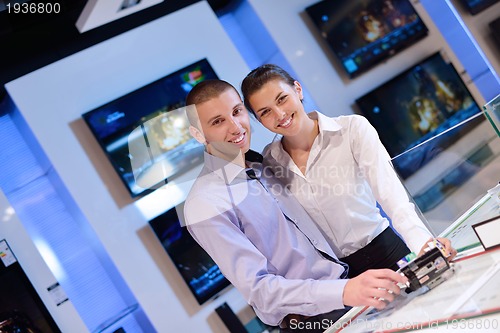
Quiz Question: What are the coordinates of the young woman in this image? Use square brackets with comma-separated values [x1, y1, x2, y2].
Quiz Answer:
[241, 64, 456, 277]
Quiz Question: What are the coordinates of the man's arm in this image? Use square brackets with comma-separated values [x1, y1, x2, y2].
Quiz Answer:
[184, 194, 348, 326]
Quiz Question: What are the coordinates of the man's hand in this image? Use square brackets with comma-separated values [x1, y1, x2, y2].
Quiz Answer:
[418, 237, 457, 261]
[342, 269, 408, 310]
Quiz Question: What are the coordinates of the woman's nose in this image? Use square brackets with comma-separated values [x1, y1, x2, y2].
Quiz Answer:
[274, 107, 286, 118]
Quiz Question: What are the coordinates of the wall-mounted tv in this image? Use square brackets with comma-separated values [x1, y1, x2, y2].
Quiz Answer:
[355, 52, 483, 178]
[305, 0, 428, 78]
[459, 0, 499, 15]
[82, 59, 218, 197]
[0, 239, 61, 332]
[148, 206, 231, 305]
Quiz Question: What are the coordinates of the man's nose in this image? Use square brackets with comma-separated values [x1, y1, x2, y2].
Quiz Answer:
[228, 118, 242, 133]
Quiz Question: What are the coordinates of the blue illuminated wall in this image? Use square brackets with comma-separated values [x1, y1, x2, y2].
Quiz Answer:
[0, 97, 154, 333]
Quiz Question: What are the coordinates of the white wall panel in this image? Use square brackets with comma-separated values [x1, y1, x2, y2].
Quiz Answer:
[5, 2, 268, 332]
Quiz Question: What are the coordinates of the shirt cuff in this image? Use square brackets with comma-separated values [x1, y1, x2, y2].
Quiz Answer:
[313, 278, 349, 313]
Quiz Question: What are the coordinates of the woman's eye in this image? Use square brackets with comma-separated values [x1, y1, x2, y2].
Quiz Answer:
[278, 95, 287, 104]
[260, 109, 270, 117]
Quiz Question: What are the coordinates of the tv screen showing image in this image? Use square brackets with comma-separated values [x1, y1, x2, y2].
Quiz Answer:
[82, 59, 218, 197]
[305, 0, 428, 78]
[355, 52, 483, 179]
[0, 239, 61, 333]
[148, 206, 231, 305]
[459, 0, 499, 15]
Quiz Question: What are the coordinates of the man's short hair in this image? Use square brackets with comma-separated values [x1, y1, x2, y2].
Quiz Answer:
[186, 79, 237, 106]
[185, 79, 238, 128]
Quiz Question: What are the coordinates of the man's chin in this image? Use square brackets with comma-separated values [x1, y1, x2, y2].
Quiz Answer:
[207, 142, 247, 162]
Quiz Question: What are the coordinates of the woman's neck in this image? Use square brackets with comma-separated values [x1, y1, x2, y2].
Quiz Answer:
[282, 116, 319, 154]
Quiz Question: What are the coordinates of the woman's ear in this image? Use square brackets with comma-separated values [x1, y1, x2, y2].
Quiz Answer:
[294, 81, 304, 100]
[189, 125, 206, 144]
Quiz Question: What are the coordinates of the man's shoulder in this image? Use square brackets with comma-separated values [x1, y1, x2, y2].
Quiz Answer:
[184, 169, 228, 227]
[186, 167, 221, 201]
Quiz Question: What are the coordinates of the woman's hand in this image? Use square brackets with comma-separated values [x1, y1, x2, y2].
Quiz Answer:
[418, 237, 457, 261]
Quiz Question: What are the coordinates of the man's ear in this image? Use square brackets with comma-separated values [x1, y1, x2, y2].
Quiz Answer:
[189, 125, 206, 144]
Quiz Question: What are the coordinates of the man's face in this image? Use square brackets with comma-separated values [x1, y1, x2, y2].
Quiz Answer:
[195, 88, 252, 157]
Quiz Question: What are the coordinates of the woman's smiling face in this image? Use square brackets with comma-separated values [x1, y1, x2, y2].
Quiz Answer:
[247, 79, 307, 137]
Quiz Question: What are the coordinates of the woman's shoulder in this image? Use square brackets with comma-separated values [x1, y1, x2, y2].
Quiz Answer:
[314, 111, 367, 125]
[262, 141, 279, 163]
[334, 113, 369, 123]
[331, 114, 373, 132]
[262, 139, 288, 171]
[262, 135, 283, 156]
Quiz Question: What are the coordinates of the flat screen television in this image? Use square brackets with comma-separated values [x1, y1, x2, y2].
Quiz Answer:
[82, 59, 218, 197]
[148, 206, 231, 305]
[0, 239, 61, 332]
[459, 0, 499, 15]
[305, 0, 428, 78]
[355, 52, 483, 179]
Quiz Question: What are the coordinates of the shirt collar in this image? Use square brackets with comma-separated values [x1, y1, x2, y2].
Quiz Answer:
[308, 111, 342, 133]
[203, 150, 263, 184]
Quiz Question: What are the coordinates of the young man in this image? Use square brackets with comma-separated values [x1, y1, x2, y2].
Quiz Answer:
[183, 79, 407, 332]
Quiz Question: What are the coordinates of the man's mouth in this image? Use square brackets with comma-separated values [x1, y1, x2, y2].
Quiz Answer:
[229, 133, 245, 144]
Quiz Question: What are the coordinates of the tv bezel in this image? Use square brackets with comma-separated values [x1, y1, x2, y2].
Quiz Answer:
[81, 58, 217, 198]
[459, 0, 500, 15]
[305, 0, 429, 79]
[490, 16, 500, 47]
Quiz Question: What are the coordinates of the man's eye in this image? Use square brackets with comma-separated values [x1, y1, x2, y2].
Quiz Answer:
[211, 118, 223, 126]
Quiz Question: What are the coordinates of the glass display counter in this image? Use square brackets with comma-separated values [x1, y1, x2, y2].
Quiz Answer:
[390, 111, 500, 236]
[323, 94, 500, 333]
[325, 247, 500, 333]
[483, 93, 500, 137]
